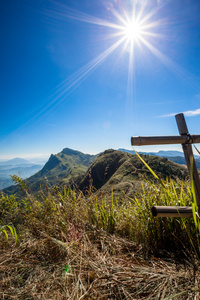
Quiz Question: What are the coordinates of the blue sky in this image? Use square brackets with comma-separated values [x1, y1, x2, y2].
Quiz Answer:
[1, 0, 200, 159]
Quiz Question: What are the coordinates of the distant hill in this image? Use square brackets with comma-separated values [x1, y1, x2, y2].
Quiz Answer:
[0, 177, 13, 190]
[3, 148, 97, 195]
[119, 148, 200, 169]
[0, 158, 30, 165]
[119, 148, 200, 159]
[155, 150, 186, 158]
[0, 160, 44, 189]
[0, 157, 48, 166]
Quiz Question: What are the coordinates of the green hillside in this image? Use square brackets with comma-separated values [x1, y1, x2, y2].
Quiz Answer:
[77, 149, 189, 198]
[3, 148, 97, 195]
[2, 148, 189, 198]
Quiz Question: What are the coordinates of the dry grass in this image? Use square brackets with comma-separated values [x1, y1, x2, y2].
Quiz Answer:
[1, 230, 200, 300]
[1, 176, 200, 299]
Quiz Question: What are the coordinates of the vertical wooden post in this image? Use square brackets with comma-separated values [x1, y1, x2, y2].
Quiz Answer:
[175, 113, 200, 211]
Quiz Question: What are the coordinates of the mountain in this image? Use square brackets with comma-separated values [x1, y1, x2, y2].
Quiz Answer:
[119, 148, 200, 159]
[0, 162, 44, 189]
[3, 148, 97, 195]
[76, 149, 188, 198]
[167, 156, 200, 169]
[0, 177, 13, 190]
[2, 148, 189, 198]
[0, 158, 30, 165]
[119, 148, 200, 169]
[154, 150, 186, 158]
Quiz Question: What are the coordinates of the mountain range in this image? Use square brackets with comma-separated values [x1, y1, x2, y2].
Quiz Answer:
[2, 148, 97, 195]
[0, 158, 45, 190]
[119, 149, 200, 169]
[2, 147, 189, 198]
[119, 148, 200, 159]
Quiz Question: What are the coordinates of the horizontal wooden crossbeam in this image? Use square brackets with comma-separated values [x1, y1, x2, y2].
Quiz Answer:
[151, 206, 193, 218]
[131, 113, 200, 218]
[131, 134, 200, 146]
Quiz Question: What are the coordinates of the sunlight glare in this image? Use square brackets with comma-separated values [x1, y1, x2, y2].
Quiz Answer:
[43, 1, 200, 124]
[40, 1, 159, 122]
[124, 19, 143, 42]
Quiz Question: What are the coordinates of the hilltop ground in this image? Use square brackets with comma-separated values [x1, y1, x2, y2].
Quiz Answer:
[1, 148, 200, 298]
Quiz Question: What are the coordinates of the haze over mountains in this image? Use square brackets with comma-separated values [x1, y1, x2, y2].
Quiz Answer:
[2, 147, 190, 198]
[119, 148, 200, 159]
[0, 158, 46, 190]
[2, 148, 97, 195]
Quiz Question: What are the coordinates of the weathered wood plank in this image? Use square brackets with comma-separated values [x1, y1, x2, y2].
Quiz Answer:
[175, 113, 200, 210]
[131, 112, 200, 217]
[131, 134, 200, 146]
[151, 206, 193, 217]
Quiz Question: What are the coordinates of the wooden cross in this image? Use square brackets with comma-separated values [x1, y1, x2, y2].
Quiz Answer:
[131, 113, 200, 217]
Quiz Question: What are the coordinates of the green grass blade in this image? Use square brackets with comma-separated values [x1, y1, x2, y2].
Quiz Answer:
[0, 225, 18, 244]
[2, 229, 9, 241]
[132, 148, 159, 180]
[132, 147, 166, 188]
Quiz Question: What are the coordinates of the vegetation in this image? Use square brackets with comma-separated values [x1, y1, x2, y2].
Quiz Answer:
[73, 149, 189, 199]
[3, 149, 188, 200]
[3, 148, 97, 196]
[1, 168, 200, 299]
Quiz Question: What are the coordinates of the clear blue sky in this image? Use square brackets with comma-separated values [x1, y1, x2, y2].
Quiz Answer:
[1, 0, 200, 159]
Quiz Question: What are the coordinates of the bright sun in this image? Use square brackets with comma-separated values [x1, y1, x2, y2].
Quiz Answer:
[123, 19, 143, 42]
[109, 7, 157, 53]
[43, 1, 168, 119]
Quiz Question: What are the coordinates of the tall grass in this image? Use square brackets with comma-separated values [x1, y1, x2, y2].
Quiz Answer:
[1, 173, 199, 260]
[133, 148, 200, 260]
[1, 174, 200, 298]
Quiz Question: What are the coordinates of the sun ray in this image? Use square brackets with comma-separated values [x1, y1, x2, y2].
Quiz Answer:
[39, 0, 200, 130]
[45, 1, 123, 31]
[139, 36, 200, 92]
[39, 0, 165, 131]
[15, 35, 126, 132]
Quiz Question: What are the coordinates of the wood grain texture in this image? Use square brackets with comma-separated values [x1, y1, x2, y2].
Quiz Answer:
[175, 113, 200, 209]
[151, 206, 193, 217]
